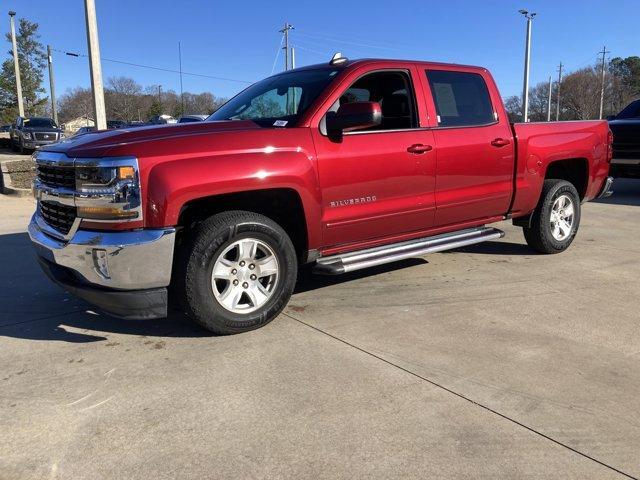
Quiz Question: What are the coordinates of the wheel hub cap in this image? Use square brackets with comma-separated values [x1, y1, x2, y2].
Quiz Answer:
[550, 194, 574, 241]
[211, 238, 279, 314]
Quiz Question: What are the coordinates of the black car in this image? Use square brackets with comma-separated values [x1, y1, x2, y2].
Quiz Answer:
[608, 100, 640, 178]
[10, 116, 64, 154]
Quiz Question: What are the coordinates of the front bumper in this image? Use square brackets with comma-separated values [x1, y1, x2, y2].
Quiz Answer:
[24, 139, 60, 149]
[28, 214, 176, 319]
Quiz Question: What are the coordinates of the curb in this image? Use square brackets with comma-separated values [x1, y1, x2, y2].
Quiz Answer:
[1, 159, 33, 197]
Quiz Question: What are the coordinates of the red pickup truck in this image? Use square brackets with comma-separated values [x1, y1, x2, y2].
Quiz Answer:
[29, 57, 613, 334]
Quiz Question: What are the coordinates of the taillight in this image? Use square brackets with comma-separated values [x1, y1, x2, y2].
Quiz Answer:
[607, 130, 614, 163]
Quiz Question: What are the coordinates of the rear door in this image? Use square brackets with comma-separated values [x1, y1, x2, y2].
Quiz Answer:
[421, 69, 514, 226]
[311, 67, 436, 247]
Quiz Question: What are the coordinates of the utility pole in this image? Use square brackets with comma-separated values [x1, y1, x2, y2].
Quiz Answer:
[519, 10, 536, 122]
[279, 22, 294, 70]
[47, 45, 58, 125]
[546, 75, 552, 122]
[158, 85, 163, 112]
[84, 0, 106, 130]
[555, 62, 563, 121]
[598, 45, 610, 120]
[178, 41, 184, 114]
[8, 11, 24, 117]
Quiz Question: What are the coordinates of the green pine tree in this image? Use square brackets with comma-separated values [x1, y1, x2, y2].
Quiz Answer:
[0, 18, 48, 123]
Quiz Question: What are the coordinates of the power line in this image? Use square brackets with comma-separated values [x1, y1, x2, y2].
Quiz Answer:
[52, 48, 252, 84]
[295, 30, 401, 51]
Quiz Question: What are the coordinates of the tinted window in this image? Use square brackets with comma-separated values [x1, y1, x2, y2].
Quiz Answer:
[24, 118, 57, 128]
[331, 70, 418, 132]
[426, 70, 494, 127]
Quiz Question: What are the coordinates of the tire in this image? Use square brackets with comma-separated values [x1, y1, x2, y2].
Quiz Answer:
[177, 211, 298, 335]
[18, 139, 25, 155]
[523, 179, 581, 254]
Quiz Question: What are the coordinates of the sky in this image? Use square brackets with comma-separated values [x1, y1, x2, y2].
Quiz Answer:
[2, 0, 638, 102]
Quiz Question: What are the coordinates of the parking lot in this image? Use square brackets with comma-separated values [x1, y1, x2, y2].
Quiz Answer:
[1, 177, 639, 479]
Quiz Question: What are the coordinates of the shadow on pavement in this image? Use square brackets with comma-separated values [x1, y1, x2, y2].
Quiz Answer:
[295, 258, 427, 294]
[593, 178, 640, 207]
[0, 231, 211, 342]
[446, 240, 537, 256]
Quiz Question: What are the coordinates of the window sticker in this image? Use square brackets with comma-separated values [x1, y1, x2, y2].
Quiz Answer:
[273, 120, 288, 127]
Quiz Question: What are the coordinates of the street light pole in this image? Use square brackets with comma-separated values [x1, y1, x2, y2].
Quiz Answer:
[83, 0, 107, 130]
[519, 9, 536, 122]
[8, 11, 24, 117]
[47, 45, 58, 125]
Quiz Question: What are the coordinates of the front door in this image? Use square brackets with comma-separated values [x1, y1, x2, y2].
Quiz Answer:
[311, 69, 436, 247]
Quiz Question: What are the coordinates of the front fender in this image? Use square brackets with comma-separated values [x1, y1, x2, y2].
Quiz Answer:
[144, 144, 323, 248]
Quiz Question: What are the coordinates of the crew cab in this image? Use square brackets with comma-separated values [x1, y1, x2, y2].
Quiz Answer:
[11, 116, 64, 154]
[29, 57, 613, 334]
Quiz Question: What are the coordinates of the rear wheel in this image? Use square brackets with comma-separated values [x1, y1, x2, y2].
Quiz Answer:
[523, 179, 581, 254]
[177, 211, 297, 335]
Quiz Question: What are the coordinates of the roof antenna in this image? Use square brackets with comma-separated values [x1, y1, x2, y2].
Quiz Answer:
[330, 52, 348, 65]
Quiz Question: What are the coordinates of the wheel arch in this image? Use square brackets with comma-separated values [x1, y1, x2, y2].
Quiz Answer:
[175, 188, 311, 263]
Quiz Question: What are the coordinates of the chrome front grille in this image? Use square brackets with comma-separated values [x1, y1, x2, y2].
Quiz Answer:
[37, 164, 76, 189]
[39, 201, 77, 235]
[34, 132, 58, 142]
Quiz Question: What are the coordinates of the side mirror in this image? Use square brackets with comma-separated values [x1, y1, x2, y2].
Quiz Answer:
[326, 101, 382, 139]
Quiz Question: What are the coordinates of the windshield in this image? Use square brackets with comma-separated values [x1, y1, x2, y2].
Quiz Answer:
[25, 118, 57, 128]
[208, 68, 340, 127]
[616, 100, 640, 119]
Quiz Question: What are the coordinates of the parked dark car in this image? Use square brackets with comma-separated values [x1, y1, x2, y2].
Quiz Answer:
[10, 116, 64, 154]
[0, 124, 10, 147]
[107, 120, 128, 129]
[178, 115, 208, 123]
[608, 99, 640, 178]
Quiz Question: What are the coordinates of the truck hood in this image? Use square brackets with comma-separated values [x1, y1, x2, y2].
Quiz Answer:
[45, 120, 261, 158]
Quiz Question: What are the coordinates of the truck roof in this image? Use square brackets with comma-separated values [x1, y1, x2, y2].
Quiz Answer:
[285, 58, 487, 74]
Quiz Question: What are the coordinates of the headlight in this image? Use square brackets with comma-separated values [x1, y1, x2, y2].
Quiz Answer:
[74, 159, 142, 221]
[23, 132, 32, 140]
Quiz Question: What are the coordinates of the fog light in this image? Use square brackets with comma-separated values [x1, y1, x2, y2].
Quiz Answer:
[78, 206, 139, 220]
[92, 249, 110, 279]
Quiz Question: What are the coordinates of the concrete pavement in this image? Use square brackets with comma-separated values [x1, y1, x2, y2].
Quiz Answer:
[1, 181, 639, 479]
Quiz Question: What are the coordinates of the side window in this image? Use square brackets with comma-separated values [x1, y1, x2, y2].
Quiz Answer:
[329, 70, 418, 132]
[426, 70, 495, 127]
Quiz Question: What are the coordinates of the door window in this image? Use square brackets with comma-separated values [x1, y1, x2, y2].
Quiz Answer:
[326, 70, 418, 132]
[426, 70, 495, 127]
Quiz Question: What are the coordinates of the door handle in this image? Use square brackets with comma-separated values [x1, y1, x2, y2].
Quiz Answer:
[491, 138, 511, 147]
[407, 143, 433, 154]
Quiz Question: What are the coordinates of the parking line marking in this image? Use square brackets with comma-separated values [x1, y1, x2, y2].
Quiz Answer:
[284, 312, 637, 480]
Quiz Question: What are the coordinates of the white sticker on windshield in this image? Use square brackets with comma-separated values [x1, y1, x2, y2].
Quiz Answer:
[273, 120, 288, 127]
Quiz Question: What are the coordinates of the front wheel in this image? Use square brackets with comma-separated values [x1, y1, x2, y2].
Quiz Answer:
[523, 179, 581, 254]
[177, 211, 298, 335]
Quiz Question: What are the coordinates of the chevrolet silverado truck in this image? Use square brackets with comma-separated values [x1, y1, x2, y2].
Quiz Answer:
[29, 57, 613, 334]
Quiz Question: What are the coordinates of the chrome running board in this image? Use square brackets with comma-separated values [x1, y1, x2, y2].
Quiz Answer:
[313, 227, 505, 275]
